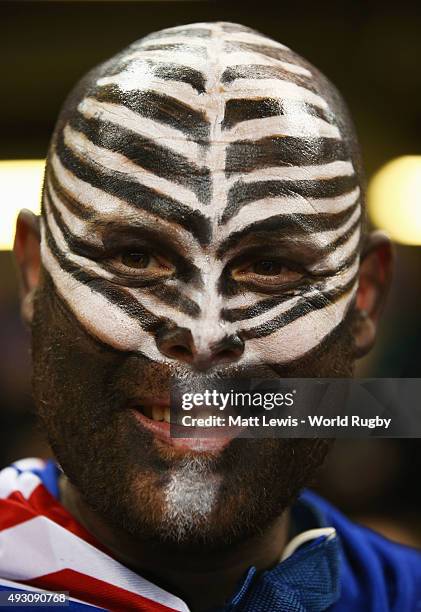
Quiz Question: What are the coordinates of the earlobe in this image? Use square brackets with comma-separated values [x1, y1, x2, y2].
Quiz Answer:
[13, 209, 41, 325]
[352, 230, 394, 358]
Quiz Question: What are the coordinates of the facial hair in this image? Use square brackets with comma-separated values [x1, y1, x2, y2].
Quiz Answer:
[31, 273, 354, 550]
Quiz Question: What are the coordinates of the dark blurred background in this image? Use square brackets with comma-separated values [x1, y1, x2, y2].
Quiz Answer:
[1, 0, 421, 547]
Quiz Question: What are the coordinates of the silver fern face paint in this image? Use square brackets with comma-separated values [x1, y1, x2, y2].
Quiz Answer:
[40, 21, 362, 370]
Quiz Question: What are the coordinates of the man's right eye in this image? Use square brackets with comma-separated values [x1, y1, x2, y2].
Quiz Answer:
[105, 249, 175, 279]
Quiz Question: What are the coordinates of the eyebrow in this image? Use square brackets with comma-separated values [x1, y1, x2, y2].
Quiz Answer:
[216, 203, 360, 258]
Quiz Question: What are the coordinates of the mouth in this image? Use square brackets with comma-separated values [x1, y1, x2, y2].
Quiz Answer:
[128, 399, 237, 453]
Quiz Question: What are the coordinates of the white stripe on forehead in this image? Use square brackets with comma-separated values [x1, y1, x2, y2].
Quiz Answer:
[139, 29, 289, 51]
[223, 114, 341, 141]
[218, 53, 311, 75]
[122, 49, 207, 73]
[63, 125, 202, 213]
[97, 74, 210, 111]
[218, 203, 361, 258]
[219, 186, 360, 241]
[220, 188, 359, 241]
[236, 162, 356, 184]
[121, 49, 309, 78]
[50, 154, 204, 254]
[78, 98, 203, 162]
[222, 79, 329, 108]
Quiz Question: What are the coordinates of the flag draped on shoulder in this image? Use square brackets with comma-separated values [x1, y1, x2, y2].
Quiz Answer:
[0, 458, 190, 611]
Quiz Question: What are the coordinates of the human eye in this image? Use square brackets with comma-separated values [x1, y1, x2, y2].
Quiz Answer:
[231, 257, 304, 292]
[105, 248, 175, 279]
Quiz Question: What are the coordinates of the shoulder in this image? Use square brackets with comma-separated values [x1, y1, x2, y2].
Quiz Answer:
[302, 490, 421, 611]
[0, 457, 60, 501]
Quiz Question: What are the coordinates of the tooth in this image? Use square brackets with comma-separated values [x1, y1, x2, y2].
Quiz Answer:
[152, 406, 164, 421]
[164, 408, 171, 424]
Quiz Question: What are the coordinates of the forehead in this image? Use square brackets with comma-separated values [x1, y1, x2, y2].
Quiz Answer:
[48, 23, 360, 255]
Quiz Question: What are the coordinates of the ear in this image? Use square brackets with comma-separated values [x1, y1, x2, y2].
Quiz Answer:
[13, 209, 41, 325]
[352, 230, 394, 358]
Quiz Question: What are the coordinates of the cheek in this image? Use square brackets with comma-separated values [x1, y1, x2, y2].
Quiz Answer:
[242, 288, 356, 364]
[238, 267, 358, 365]
[41, 235, 164, 361]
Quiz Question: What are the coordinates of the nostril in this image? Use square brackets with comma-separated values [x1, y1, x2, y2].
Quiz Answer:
[214, 349, 238, 364]
[168, 345, 194, 362]
[155, 326, 196, 364]
[211, 335, 245, 366]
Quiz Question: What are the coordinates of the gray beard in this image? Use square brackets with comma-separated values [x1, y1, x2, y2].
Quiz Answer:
[162, 456, 222, 544]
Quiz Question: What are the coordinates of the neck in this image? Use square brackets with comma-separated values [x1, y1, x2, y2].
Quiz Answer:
[60, 475, 290, 612]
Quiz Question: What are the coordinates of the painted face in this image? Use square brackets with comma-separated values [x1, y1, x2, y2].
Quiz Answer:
[33, 22, 360, 546]
[40, 22, 361, 370]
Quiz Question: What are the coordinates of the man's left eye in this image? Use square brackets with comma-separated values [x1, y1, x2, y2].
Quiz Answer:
[232, 258, 304, 290]
[251, 260, 287, 276]
[120, 251, 152, 269]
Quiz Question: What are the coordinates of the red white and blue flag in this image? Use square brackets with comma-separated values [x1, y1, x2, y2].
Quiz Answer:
[0, 458, 190, 611]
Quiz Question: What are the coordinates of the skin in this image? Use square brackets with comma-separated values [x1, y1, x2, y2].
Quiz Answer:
[13, 22, 393, 612]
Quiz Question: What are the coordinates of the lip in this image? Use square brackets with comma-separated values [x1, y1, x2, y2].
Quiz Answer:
[128, 398, 239, 453]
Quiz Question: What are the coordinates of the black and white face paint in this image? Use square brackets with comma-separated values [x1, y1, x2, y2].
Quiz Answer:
[40, 22, 362, 369]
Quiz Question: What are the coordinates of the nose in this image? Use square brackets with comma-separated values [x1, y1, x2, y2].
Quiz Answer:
[155, 326, 244, 370]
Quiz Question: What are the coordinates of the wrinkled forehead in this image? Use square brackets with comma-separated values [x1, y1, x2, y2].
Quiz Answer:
[46, 22, 361, 252]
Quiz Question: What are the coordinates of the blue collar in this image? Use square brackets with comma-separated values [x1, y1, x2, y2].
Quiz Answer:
[219, 495, 341, 612]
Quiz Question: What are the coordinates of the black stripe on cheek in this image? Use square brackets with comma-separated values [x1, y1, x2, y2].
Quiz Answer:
[217, 203, 360, 257]
[241, 277, 356, 340]
[312, 250, 360, 279]
[222, 98, 332, 130]
[47, 167, 93, 221]
[225, 137, 349, 176]
[221, 294, 293, 322]
[43, 218, 165, 333]
[55, 134, 212, 246]
[147, 285, 200, 318]
[222, 175, 358, 224]
[70, 113, 212, 205]
[92, 84, 210, 142]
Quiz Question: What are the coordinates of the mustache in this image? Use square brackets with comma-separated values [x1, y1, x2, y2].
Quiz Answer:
[108, 353, 282, 407]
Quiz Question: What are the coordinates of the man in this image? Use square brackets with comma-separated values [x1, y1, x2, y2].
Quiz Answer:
[1, 21, 420, 611]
